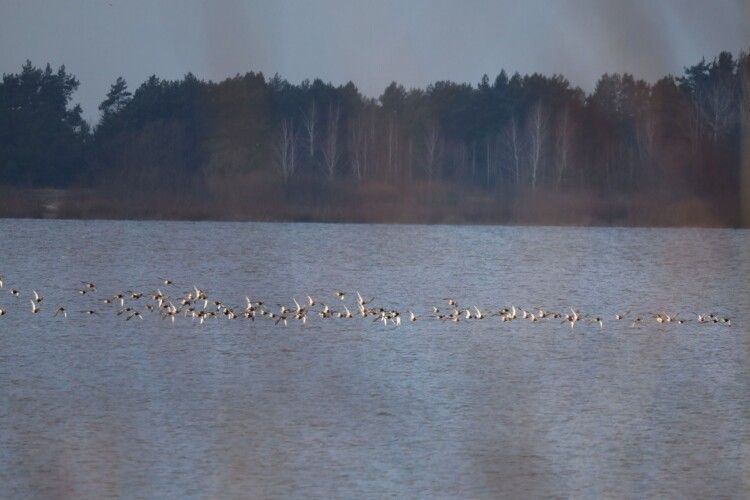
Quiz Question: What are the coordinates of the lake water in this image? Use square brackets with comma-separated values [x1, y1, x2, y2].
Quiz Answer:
[0, 219, 748, 498]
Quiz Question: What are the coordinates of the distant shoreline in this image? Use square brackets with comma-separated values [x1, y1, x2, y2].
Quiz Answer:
[0, 185, 742, 228]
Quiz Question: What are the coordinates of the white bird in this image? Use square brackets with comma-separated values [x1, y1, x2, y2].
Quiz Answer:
[32, 290, 42, 303]
[31, 300, 40, 314]
[474, 306, 485, 320]
[54, 306, 67, 318]
[409, 311, 417, 322]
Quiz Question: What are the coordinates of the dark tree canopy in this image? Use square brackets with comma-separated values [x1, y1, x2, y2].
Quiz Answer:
[0, 61, 87, 186]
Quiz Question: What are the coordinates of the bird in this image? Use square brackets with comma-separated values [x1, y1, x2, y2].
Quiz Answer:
[11, 289, 20, 297]
[336, 305, 353, 319]
[117, 307, 135, 316]
[356, 291, 373, 306]
[0, 308, 6, 316]
[54, 306, 67, 318]
[474, 306, 485, 320]
[31, 300, 40, 314]
[0, 275, 3, 288]
[335, 291, 346, 300]
[274, 314, 288, 326]
[563, 308, 579, 328]
[409, 311, 417, 322]
[32, 290, 42, 303]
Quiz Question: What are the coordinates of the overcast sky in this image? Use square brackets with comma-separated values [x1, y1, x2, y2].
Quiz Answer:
[1, 0, 749, 123]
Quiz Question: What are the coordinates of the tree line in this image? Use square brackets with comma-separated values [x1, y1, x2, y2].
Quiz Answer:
[1, 50, 748, 223]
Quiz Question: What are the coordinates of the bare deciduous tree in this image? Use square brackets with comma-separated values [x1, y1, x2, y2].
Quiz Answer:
[634, 109, 656, 181]
[502, 115, 523, 186]
[422, 120, 442, 181]
[386, 112, 399, 180]
[273, 118, 297, 181]
[554, 106, 575, 189]
[527, 101, 550, 189]
[484, 135, 493, 186]
[303, 100, 317, 159]
[321, 103, 341, 179]
[348, 111, 369, 181]
[697, 80, 739, 143]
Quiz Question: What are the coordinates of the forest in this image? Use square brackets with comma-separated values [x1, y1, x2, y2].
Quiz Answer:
[1, 50, 749, 225]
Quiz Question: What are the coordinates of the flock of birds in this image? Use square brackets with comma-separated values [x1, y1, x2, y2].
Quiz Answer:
[0, 274, 734, 330]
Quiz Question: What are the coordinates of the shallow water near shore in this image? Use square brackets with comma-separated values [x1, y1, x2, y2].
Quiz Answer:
[0, 219, 749, 498]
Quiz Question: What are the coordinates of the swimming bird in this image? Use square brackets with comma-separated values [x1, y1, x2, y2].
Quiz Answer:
[32, 290, 42, 303]
[164, 308, 178, 323]
[126, 311, 143, 321]
[54, 306, 67, 318]
[11, 289, 20, 297]
[563, 308, 579, 328]
[409, 311, 417, 322]
[82, 281, 96, 291]
[117, 307, 135, 316]
[0, 308, 6, 316]
[335, 291, 346, 300]
[0, 275, 3, 288]
[31, 300, 40, 314]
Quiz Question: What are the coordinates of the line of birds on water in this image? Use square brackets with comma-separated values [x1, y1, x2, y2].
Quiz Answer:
[0, 275, 734, 329]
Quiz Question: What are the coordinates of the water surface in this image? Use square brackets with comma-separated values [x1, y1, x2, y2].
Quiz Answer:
[0, 220, 748, 498]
